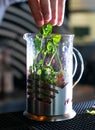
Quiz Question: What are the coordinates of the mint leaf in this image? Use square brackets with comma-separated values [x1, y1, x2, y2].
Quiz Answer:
[47, 40, 55, 53]
[40, 24, 52, 37]
[51, 34, 61, 43]
[34, 35, 42, 54]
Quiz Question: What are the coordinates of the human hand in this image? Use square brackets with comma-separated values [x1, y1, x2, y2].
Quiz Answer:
[28, 0, 66, 27]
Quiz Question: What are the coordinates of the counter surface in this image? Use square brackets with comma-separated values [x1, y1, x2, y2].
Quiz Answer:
[0, 99, 95, 130]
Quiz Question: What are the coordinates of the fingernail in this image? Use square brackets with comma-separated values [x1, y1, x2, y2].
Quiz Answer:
[43, 12, 52, 22]
[37, 22, 44, 27]
[57, 22, 63, 26]
[49, 19, 57, 26]
[35, 20, 44, 27]
[44, 19, 50, 24]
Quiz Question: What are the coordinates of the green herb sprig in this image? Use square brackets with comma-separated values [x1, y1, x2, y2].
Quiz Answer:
[86, 110, 95, 115]
[29, 24, 65, 87]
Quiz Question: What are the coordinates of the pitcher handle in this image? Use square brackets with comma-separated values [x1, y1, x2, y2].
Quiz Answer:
[72, 52, 78, 77]
[72, 47, 84, 88]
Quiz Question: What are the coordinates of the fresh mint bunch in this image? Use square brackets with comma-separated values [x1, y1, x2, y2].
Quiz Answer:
[29, 24, 65, 87]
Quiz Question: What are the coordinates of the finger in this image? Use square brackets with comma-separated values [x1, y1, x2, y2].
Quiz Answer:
[49, 0, 58, 26]
[57, 0, 66, 26]
[28, 0, 44, 27]
[40, 0, 51, 24]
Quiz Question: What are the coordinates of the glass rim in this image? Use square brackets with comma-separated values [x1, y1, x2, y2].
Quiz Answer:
[23, 33, 75, 38]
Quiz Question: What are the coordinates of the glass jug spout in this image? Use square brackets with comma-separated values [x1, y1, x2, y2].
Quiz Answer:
[23, 33, 36, 43]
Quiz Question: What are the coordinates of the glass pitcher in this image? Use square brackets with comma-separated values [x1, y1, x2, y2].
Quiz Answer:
[23, 33, 84, 121]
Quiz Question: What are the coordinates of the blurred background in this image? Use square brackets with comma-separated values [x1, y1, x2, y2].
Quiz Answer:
[0, 0, 95, 113]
